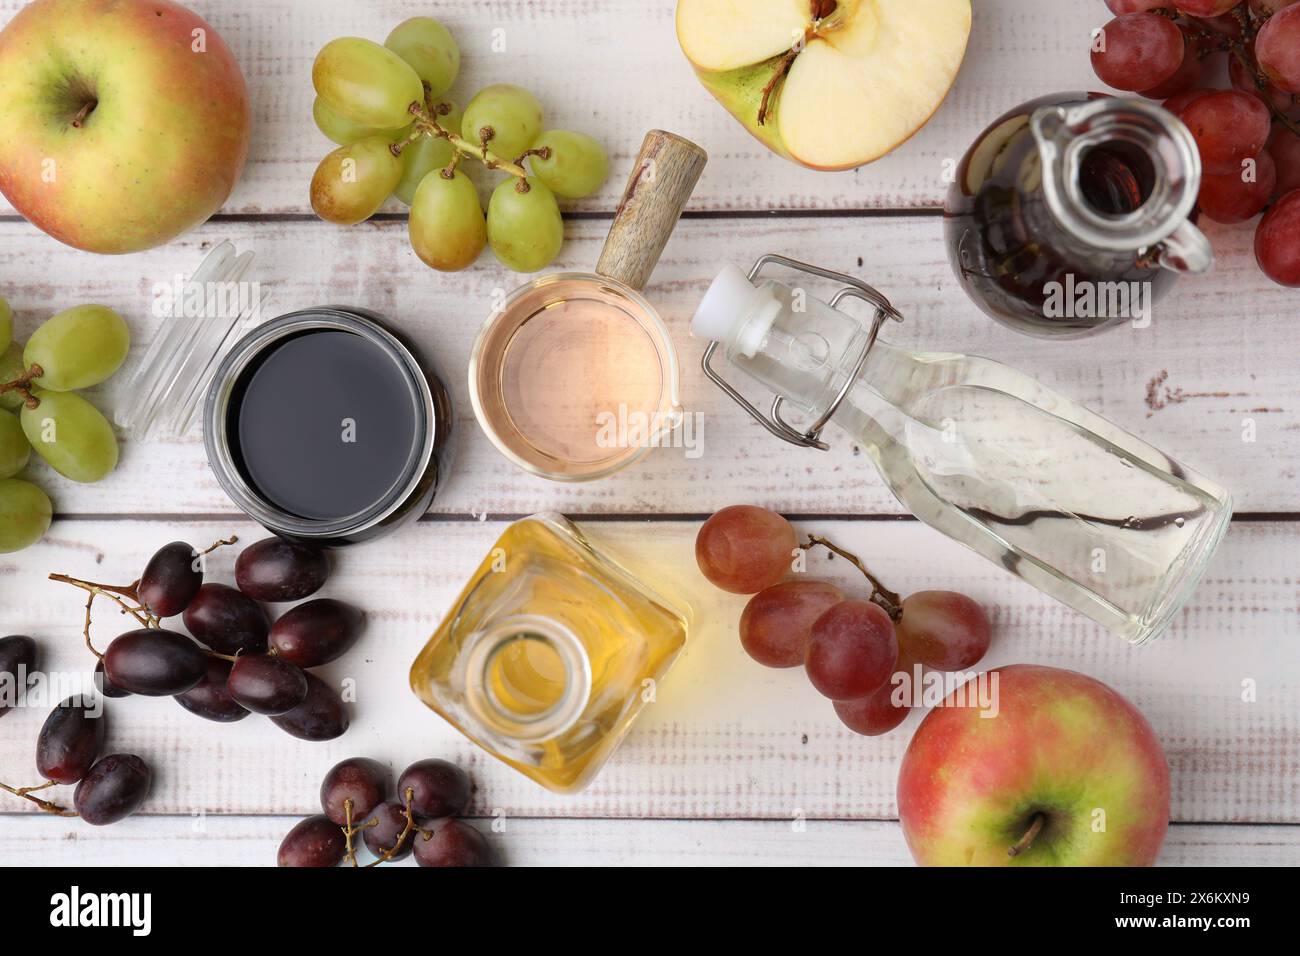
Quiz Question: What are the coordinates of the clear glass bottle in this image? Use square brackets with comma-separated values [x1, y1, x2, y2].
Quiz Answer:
[945, 93, 1213, 337]
[692, 257, 1232, 646]
[410, 514, 689, 792]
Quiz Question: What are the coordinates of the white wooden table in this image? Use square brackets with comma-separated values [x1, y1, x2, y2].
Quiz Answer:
[1, 0, 1297, 867]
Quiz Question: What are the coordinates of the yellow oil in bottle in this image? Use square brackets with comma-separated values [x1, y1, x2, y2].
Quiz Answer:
[410, 514, 689, 793]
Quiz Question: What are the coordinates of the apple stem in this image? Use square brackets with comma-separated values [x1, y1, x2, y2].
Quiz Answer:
[800, 535, 904, 621]
[1007, 813, 1046, 858]
[70, 100, 97, 129]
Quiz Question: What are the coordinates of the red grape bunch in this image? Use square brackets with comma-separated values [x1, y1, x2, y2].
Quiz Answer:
[279, 756, 500, 867]
[695, 506, 994, 738]
[51, 535, 363, 741]
[1091, 1, 1300, 285]
[0, 662, 151, 827]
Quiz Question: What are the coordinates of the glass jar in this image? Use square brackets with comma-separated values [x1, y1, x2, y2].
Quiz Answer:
[410, 514, 689, 792]
[945, 93, 1213, 337]
[204, 307, 454, 547]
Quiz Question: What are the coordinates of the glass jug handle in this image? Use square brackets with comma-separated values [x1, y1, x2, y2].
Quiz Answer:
[1149, 219, 1214, 275]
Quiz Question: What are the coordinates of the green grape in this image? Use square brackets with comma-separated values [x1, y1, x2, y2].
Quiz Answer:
[530, 130, 610, 199]
[461, 85, 543, 162]
[409, 170, 487, 272]
[314, 96, 412, 147]
[394, 132, 456, 206]
[24, 305, 130, 392]
[0, 296, 11, 353]
[20, 390, 119, 484]
[313, 37, 424, 131]
[0, 342, 24, 411]
[0, 478, 51, 554]
[311, 137, 404, 225]
[0, 409, 29, 479]
[487, 177, 564, 273]
[384, 17, 460, 98]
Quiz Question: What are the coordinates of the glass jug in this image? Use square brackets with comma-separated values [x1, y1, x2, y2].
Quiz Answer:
[692, 255, 1232, 646]
[945, 93, 1213, 337]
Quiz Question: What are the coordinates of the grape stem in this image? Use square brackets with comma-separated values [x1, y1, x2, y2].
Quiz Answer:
[800, 535, 904, 621]
[398, 95, 531, 180]
[0, 364, 44, 409]
[363, 786, 421, 867]
[0, 780, 78, 816]
[1007, 813, 1046, 858]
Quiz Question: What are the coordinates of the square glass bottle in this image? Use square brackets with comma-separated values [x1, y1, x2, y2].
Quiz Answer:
[410, 514, 690, 793]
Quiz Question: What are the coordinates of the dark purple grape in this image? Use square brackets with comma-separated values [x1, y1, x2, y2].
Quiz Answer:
[363, 800, 416, 861]
[182, 583, 269, 656]
[320, 757, 390, 825]
[269, 599, 364, 668]
[94, 660, 132, 699]
[0, 635, 38, 718]
[235, 537, 329, 603]
[278, 814, 346, 867]
[271, 672, 349, 741]
[36, 695, 105, 785]
[397, 759, 471, 820]
[102, 629, 207, 697]
[175, 658, 249, 723]
[138, 541, 202, 618]
[413, 819, 498, 867]
[226, 655, 308, 716]
[74, 754, 151, 826]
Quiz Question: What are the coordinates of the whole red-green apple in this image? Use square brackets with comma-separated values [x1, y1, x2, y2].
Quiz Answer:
[0, 0, 250, 254]
[897, 664, 1170, 866]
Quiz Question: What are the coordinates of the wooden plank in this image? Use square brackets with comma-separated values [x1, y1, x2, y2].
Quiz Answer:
[0, 0, 1105, 215]
[2, 216, 1295, 518]
[1, 815, 1294, 867]
[1, 519, 1295, 823]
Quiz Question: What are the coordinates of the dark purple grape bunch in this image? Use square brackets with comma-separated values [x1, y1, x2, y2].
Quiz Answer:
[278, 757, 500, 868]
[49, 534, 364, 744]
[0, 686, 152, 827]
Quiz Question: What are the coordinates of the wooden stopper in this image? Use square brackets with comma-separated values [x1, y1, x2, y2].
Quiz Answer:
[595, 130, 708, 291]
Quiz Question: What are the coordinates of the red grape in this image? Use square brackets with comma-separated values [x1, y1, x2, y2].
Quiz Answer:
[1228, 42, 1299, 112]
[805, 600, 898, 701]
[695, 505, 797, 594]
[36, 695, 105, 785]
[739, 580, 844, 668]
[1199, 150, 1278, 222]
[1105, 0, 1167, 11]
[321, 757, 391, 825]
[1257, 4, 1300, 94]
[1251, 0, 1300, 14]
[833, 679, 911, 737]
[235, 536, 329, 603]
[102, 629, 207, 696]
[363, 800, 416, 860]
[1178, 0, 1247, 14]
[1091, 14, 1187, 93]
[269, 598, 364, 667]
[1142, 33, 1204, 99]
[278, 814, 346, 867]
[1268, 127, 1300, 197]
[1164, 87, 1215, 116]
[0, 636, 37, 719]
[1180, 90, 1272, 174]
[397, 758, 472, 819]
[895, 591, 992, 672]
[175, 658, 249, 723]
[1256, 188, 1300, 285]
[73, 754, 151, 826]
[138, 542, 202, 618]
[413, 818, 498, 867]
[271, 672, 350, 741]
[226, 654, 309, 715]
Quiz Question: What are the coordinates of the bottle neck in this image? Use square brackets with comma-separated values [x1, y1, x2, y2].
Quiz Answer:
[1031, 97, 1211, 274]
[457, 614, 592, 743]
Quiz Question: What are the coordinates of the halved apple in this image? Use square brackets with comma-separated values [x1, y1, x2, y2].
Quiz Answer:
[676, 0, 972, 170]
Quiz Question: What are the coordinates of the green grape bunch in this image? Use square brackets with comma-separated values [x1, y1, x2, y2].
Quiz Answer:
[0, 296, 129, 554]
[308, 17, 610, 274]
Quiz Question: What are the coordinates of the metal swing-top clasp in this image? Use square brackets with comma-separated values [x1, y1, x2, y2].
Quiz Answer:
[699, 253, 904, 451]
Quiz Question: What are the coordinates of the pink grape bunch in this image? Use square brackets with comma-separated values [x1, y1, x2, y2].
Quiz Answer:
[1091, 1, 1300, 286]
[694, 506, 993, 738]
